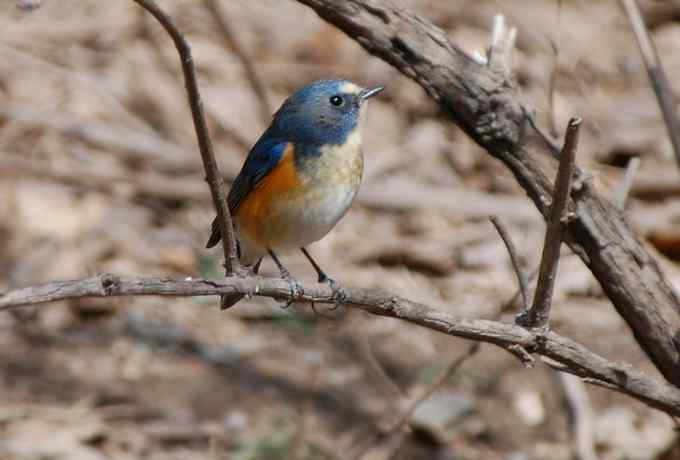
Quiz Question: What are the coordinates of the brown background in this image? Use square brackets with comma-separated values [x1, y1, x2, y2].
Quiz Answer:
[0, 1, 679, 459]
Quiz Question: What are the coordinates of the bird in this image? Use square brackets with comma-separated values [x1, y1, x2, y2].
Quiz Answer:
[206, 79, 384, 309]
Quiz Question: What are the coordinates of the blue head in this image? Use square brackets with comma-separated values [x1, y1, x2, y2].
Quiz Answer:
[270, 79, 383, 147]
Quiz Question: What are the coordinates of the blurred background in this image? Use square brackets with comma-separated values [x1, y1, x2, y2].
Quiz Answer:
[1, 0, 679, 459]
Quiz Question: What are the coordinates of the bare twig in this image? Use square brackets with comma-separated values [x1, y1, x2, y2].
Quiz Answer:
[490, 217, 530, 310]
[518, 117, 580, 330]
[622, 0, 680, 170]
[358, 336, 405, 400]
[616, 156, 641, 210]
[547, 39, 560, 138]
[558, 373, 598, 460]
[203, 0, 272, 125]
[1, 273, 680, 416]
[137, 5, 253, 151]
[131, 0, 239, 275]
[351, 343, 480, 460]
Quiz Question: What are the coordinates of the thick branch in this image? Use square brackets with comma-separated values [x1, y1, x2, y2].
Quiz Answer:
[132, 0, 240, 274]
[0, 273, 679, 415]
[294, 0, 680, 387]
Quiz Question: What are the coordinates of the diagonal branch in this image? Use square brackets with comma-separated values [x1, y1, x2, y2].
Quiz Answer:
[132, 0, 240, 275]
[293, 0, 680, 388]
[518, 117, 580, 329]
[490, 216, 530, 311]
[203, 0, 272, 124]
[350, 343, 480, 460]
[621, 0, 680, 170]
[0, 273, 679, 416]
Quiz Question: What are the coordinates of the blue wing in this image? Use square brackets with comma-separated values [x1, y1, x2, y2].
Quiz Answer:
[227, 136, 288, 213]
[206, 133, 288, 248]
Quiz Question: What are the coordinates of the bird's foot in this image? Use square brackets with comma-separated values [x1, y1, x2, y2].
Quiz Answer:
[279, 272, 302, 309]
[322, 276, 347, 310]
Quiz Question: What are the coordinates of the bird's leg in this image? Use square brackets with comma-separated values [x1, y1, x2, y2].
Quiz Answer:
[268, 249, 301, 308]
[300, 247, 346, 310]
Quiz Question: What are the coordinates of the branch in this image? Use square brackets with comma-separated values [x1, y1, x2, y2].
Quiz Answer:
[622, 0, 680, 170]
[293, 0, 680, 387]
[616, 156, 641, 210]
[132, 0, 240, 275]
[490, 216, 530, 311]
[203, 0, 272, 124]
[351, 343, 480, 460]
[1, 273, 679, 416]
[518, 117, 580, 329]
[558, 373, 598, 460]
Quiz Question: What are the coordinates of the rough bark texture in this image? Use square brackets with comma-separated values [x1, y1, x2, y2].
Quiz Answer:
[1, 273, 680, 415]
[295, 0, 680, 387]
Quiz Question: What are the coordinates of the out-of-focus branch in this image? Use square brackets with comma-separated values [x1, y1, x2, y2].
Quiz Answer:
[293, 0, 680, 388]
[351, 343, 480, 460]
[558, 373, 598, 460]
[616, 156, 641, 209]
[131, 0, 240, 275]
[518, 117, 580, 329]
[203, 0, 272, 124]
[622, 0, 680, 170]
[1, 273, 680, 416]
[490, 216, 530, 311]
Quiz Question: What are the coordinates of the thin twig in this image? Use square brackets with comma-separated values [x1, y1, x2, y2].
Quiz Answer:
[547, 39, 560, 138]
[131, 0, 240, 275]
[616, 156, 641, 210]
[490, 217, 530, 311]
[558, 373, 598, 460]
[518, 117, 580, 329]
[203, 0, 272, 124]
[622, 0, 680, 171]
[351, 343, 480, 460]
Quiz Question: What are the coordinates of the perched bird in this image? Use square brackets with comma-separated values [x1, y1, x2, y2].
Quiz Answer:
[207, 79, 383, 308]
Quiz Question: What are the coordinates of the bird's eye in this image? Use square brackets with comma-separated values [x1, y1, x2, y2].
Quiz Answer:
[329, 95, 344, 107]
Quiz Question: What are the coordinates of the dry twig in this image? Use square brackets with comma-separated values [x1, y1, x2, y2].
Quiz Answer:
[490, 216, 530, 310]
[518, 117, 580, 329]
[558, 373, 598, 460]
[203, 0, 272, 124]
[616, 156, 641, 209]
[131, 0, 239, 275]
[351, 343, 480, 460]
[622, 0, 680, 170]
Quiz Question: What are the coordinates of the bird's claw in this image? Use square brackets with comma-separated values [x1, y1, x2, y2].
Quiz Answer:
[326, 277, 347, 310]
[280, 275, 302, 309]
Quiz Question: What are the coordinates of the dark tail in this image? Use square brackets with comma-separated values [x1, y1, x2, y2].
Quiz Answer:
[220, 292, 246, 310]
[220, 258, 261, 310]
[206, 216, 222, 248]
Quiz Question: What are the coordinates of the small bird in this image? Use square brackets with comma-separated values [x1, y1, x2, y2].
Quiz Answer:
[207, 79, 383, 308]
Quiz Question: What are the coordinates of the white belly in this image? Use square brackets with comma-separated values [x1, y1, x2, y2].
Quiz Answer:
[281, 181, 359, 247]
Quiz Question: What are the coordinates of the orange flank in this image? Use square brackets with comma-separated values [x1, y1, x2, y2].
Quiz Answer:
[235, 144, 302, 246]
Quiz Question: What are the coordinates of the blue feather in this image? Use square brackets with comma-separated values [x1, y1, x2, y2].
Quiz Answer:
[228, 134, 288, 213]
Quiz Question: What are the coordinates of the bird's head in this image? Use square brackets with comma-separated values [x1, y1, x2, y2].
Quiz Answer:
[271, 79, 383, 146]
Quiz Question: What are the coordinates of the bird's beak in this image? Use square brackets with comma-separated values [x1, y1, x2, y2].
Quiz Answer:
[359, 85, 385, 100]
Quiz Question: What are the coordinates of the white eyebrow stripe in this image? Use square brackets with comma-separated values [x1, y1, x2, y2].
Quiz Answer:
[340, 82, 361, 94]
